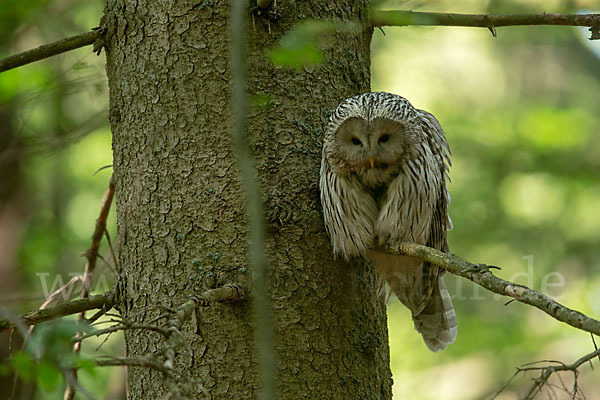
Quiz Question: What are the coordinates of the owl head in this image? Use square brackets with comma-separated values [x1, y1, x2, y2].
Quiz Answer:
[323, 92, 421, 186]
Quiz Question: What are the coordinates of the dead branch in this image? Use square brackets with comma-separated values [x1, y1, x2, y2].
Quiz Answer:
[517, 348, 600, 399]
[78, 174, 115, 302]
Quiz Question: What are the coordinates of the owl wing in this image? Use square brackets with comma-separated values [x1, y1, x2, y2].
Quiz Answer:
[319, 153, 378, 259]
[413, 109, 457, 351]
[418, 109, 451, 265]
[418, 108, 452, 236]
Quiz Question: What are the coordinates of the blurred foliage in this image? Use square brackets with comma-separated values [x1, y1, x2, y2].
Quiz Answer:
[269, 19, 360, 69]
[2, 320, 97, 395]
[269, 20, 329, 68]
[0, 0, 50, 46]
[1, 0, 600, 399]
[0, 0, 120, 399]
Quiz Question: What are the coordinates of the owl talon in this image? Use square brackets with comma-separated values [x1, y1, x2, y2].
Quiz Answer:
[374, 234, 393, 249]
[466, 263, 500, 274]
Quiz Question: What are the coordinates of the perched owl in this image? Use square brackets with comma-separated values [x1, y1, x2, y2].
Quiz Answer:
[320, 92, 457, 351]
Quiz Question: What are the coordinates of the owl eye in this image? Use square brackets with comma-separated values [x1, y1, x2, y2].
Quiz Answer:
[378, 134, 390, 144]
[351, 137, 362, 146]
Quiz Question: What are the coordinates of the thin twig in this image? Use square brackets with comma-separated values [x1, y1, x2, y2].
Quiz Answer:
[591, 334, 599, 369]
[0, 309, 29, 339]
[371, 10, 600, 31]
[489, 368, 521, 400]
[78, 174, 115, 302]
[97, 254, 117, 276]
[86, 307, 110, 325]
[95, 356, 181, 378]
[103, 227, 119, 273]
[520, 359, 566, 368]
[384, 243, 600, 336]
[517, 349, 600, 400]
[94, 355, 207, 397]
[518, 350, 600, 374]
[0, 30, 101, 73]
[44, 275, 84, 306]
[75, 323, 170, 343]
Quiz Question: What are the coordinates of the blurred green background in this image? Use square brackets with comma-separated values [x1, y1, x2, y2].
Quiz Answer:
[0, 0, 119, 398]
[374, 1, 600, 399]
[1, 0, 599, 399]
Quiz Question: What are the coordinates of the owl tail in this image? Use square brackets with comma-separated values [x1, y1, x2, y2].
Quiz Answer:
[368, 251, 457, 351]
[412, 278, 457, 352]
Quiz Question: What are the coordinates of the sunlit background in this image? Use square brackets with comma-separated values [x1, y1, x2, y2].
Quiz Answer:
[1, 0, 599, 398]
[373, 1, 600, 399]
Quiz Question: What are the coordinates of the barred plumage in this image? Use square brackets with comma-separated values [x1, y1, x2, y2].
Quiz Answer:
[320, 92, 457, 351]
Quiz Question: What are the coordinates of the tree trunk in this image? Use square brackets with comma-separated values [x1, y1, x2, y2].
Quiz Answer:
[104, 0, 391, 398]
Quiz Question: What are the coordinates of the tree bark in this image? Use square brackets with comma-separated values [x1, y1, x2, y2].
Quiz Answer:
[104, 0, 391, 398]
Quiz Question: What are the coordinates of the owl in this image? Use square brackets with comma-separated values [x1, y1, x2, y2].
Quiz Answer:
[319, 92, 457, 351]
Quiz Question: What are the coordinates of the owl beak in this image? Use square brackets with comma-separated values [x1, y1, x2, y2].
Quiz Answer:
[369, 156, 375, 168]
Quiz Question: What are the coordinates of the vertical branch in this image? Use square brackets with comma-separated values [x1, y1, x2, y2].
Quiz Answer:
[230, 1, 276, 399]
[64, 175, 115, 400]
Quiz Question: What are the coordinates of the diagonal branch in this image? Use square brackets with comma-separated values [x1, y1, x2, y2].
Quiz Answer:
[65, 174, 116, 400]
[75, 322, 170, 343]
[371, 10, 600, 39]
[78, 174, 115, 303]
[0, 291, 114, 331]
[0, 30, 102, 73]
[380, 242, 600, 336]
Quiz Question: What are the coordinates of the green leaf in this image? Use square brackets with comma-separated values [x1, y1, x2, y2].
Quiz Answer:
[27, 319, 87, 360]
[269, 38, 323, 69]
[269, 20, 359, 69]
[36, 360, 61, 392]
